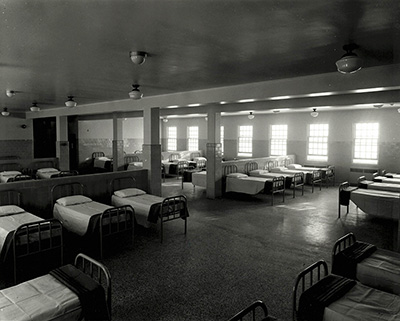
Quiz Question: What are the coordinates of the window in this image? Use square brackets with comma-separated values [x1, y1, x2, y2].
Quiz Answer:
[220, 126, 224, 154]
[238, 125, 253, 157]
[353, 123, 379, 164]
[270, 124, 287, 156]
[187, 126, 199, 151]
[307, 124, 329, 162]
[167, 126, 177, 151]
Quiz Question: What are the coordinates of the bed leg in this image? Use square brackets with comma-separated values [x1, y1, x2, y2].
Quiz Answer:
[160, 218, 163, 243]
[184, 217, 187, 235]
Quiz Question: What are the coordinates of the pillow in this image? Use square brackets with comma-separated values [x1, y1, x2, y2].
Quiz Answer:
[270, 167, 286, 172]
[114, 188, 146, 198]
[194, 157, 207, 161]
[287, 164, 302, 169]
[0, 171, 21, 176]
[227, 173, 248, 178]
[37, 167, 59, 173]
[56, 195, 92, 206]
[0, 205, 25, 215]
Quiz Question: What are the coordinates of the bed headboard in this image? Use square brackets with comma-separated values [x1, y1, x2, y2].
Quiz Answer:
[283, 157, 293, 167]
[331, 232, 356, 261]
[244, 161, 258, 174]
[0, 190, 21, 206]
[190, 151, 201, 160]
[92, 151, 105, 159]
[223, 164, 238, 176]
[194, 157, 207, 169]
[110, 176, 136, 194]
[293, 260, 328, 321]
[0, 162, 22, 172]
[124, 155, 140, 164]
[265, 160, 278, 171]
[169, 153, 181, 161]
[51, 182, 85, 205]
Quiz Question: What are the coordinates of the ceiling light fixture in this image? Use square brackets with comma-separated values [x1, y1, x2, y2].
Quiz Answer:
[129, 51, 148, 65]
[162, 117, 168, 123]
[336, 44, 362, 74]
[6, 90, 15, 98]
[310, 108, 319, 117]
[30, 102, 40, 112]
[373, 104, 383, 109]
[129, 84, 143, 100]
[65, 96, 77, 107]
[248, 112, 255, 120]
[1, 107, 10, 117]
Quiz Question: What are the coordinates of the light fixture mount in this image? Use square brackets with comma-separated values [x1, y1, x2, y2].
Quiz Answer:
[1, 107, 10, 117]
[248, 112, 255, 120]
[129, 84, 143, 100]
[30, 102, 40, 112]
[6, 90, 15, 98]
[65, 96, 77, 107]
[130, 51, 148, 65]
[310, 108, 319, 118]
[336, 44, 362, 74]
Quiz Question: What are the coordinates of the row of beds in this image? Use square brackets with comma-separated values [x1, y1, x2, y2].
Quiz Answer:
[0, 176, 189, 320]
[0, 160, 78, 183]
[229, 232, 400, 321]
[220, 159, 335, 205]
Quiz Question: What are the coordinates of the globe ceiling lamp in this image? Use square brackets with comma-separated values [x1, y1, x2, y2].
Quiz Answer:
[1, 107, 10, 116]
[162, 117, 168, 123]
[6, 90, 15, 98]
[336, 44, 362, 74]
[130, 51, 148, 65]
[248, 112, 255, 120]
[30, 102, 40, 112]
[65, 96, 77, 107]
[310, 108, 319, 118]
[129, 84, 143, 100]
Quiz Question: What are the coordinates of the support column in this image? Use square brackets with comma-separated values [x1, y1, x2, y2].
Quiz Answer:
[143, 107, 162, 196]
[206, 110, 222, 199]
[56, 116, 70, 171]
[112, 115, 124, 171]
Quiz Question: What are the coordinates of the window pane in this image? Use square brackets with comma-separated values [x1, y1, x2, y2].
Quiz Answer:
[353, 123, 379, 164]
[187, 126, 199, 151]
[238, 125, 253, 157]
[220, 126, 224, 154]
[307, 124, 328, 162]
[167, 126, 177, 151]
[271, 124, 287, 156]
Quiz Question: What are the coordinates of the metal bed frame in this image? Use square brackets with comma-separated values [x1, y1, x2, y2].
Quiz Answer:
[190, 151, 201, 160]
[292, 260, 328, 321]
[244, 161, 285, 205]
[51, 182, 134, 258]
[338, 181, 359, 218]
[92, 151, 105, 158]
[110, 176, 188, 242]
[13, 218, 64, 284]
[228, 300, 274, 321]
[0, 189, 21, 206]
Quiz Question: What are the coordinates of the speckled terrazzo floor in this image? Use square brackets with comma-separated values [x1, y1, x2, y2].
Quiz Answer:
[97, 179, 396, 321]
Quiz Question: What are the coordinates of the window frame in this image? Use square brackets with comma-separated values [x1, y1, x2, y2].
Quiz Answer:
[237, 125, 253, 157]
[187, 126, 199, 151]
[167, 126, 177, 151]
[353, 122, 379, 165]
[270, 124, 287, 156]
[307, 123, 329, 162]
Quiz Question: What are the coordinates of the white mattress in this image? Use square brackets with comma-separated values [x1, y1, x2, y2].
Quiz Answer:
[192, 171, 206, 188]
[225, 176, 269, 195]
[0, 171, 22, 183]
[112, 193, 163, 228]
[0, 274, 82, 321]
[127, 162, 143, 170]
[374, 176, 400, 185]
[93, 157, 112, 168]
[323, 282, 400, 321]
[36, 168, 60, 179]
[250, 169, 293, 178]
[366, 182, 400, 193]
[53, 201, 112, 236]
[350, 189, 400, 219]
[357, 248, 400, 295]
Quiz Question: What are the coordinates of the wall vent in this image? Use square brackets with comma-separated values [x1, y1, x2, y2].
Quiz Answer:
[350, 168, 376, 174]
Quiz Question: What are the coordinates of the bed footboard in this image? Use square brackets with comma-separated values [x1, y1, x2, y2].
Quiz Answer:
[74, 253, 112, 320]
[13, 218, 63, 284]
[160, 195, 188, 243]
[228, 300, 272, 321]
[269, 176, 285, 205]
[100, 205, 134, 258]
[0, 190, 21, 206]
[292, 172, 304, 198]
[292, 260, 328, 321]
[310, 170, 322, 193]
[244, 161, 258, 175]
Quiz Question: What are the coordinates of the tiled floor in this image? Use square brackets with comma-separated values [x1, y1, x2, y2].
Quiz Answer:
[100, 178, 397, 320]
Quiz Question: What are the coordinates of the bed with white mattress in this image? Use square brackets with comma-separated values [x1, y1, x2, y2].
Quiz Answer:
[0, 253, 111, 321]
[332, 233, 400, 296]
[51, 182, 134, 258]
[293, 260, 400, 321]
[358, 176, 400, 193]
[192, 170, 207, 188]
[373, 176, 400, 184]
[110, 177, 188, 242]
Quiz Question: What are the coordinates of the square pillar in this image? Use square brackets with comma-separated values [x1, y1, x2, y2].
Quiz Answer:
[56, 116, 70, 170]
[206, 110, 222, 199]
[112, 115, 124, 171]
